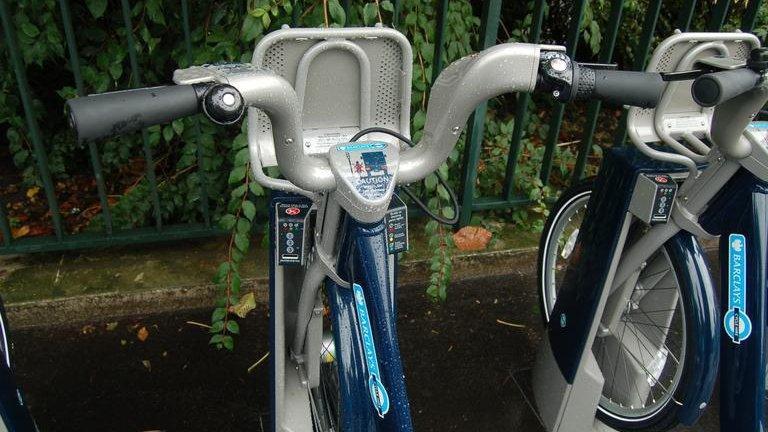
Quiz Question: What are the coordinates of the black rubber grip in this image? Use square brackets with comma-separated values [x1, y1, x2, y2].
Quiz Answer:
[66, 85, 201, 142]
[574, 66, 665, 108]
[691, 68, 761, 107]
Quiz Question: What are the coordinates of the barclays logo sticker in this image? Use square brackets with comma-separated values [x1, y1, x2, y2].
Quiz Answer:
[336, 142, 387, 152]
[352, 283, 390, 417]
[724, 234, 752, 344]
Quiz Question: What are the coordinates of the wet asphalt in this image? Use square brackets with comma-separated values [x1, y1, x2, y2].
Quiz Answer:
[8, 270, 725, 431]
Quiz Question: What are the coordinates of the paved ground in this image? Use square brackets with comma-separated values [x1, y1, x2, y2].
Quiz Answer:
[7, 269, 728, 431]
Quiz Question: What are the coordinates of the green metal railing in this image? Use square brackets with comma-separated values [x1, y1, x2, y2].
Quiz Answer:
[0, 0, 765, 254]
[457, 0, 766, 225]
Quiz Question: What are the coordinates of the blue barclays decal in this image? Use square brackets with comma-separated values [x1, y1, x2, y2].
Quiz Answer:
[723, 234, 752, 344]
[336, 142, 387, 152]
[353, 283, 390, 417]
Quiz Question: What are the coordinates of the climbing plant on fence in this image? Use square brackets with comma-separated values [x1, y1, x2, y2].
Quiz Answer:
[1, 0, 765, 348]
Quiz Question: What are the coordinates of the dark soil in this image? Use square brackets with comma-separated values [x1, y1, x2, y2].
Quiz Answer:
[8, 272, 720, 431]
[9, 274, 544, 432]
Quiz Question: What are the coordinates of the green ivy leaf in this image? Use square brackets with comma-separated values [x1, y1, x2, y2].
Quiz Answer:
[212, 307, 227, 323]
[20, 23, 40, 37]
[249, 182, 265, 197]
[328, 0, 346, 25]
[412, 109, 426, 130]
[231, 273, 241, 294]
[363, 3, 378, 25]
[209, 334, 224, 344]
[231, 184, 247, 199]
[172, 119, 184, 136]
[234, 148, 250, 166]
[222, 335, 234, 350]
[229, 166, 246, 184]
[381, 1, 394, 12]
[162, 125, 174, 142]
[236, 218, 251, 234]
[146, 0, 166, 25]
[219, 214, 237, 230]
[85, 0, 107, 18]
[242, 200, 256, 221]
[241, 15, 264, 42]
[424, 173, 437, 191]
[234, 232, 249, 252]
[209, 320, 225, 333]
[226, 320, 240, 335]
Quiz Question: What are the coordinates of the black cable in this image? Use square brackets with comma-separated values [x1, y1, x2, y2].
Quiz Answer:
[349, 127, 460, 225]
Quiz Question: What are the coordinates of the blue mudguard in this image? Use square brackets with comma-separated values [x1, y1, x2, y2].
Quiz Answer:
[326, 216, 413, 431]
[664, 232, 719, 425]
[701, 169, 768, 431]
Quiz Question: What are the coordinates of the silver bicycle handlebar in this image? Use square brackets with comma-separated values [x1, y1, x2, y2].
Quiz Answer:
[237, 43, 545, 191]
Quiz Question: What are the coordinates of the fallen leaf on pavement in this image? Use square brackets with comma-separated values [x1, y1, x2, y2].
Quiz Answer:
[11, 226, 30, 239]
[25, 187, 39, 199]
[453, 226, 492, 251]
[137, 326, 149, 342]
[105, 322, 118, 331]
[80, 324, 96, 335]
[230, 292, 256, 318]
[142, 360, 151, 371]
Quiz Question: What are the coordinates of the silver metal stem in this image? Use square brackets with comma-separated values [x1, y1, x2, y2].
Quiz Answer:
[291, 198, 343, 357]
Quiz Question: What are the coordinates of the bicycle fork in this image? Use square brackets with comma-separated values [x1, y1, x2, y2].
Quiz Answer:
[326, 216, 414, 431]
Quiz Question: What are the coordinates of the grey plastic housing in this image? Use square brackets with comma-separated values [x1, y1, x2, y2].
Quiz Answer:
[250, 26, 413, 168]
[626, 31, 760, 175]
[328, 141, 400, 223]
[244, 27, 543, 191]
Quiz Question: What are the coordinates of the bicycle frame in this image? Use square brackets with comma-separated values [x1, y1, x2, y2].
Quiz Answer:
[269, 193, 412, 432]
[326, 214, 412, 430]
[700, 168, 768, 430]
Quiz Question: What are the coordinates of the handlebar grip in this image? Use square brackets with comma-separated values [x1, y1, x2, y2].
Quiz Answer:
[574, 67, 665, 108]
[691, 68, 762, 107]
[66, 85, 202, 142]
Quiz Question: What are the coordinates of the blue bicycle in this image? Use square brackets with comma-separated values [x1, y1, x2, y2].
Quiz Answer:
[534, 31, 768, 432]
[67, 25, 736, 432]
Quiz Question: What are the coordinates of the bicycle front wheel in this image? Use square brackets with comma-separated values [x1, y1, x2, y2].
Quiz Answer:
[538, 181, 696, 431]
[310, 306, 342, 431]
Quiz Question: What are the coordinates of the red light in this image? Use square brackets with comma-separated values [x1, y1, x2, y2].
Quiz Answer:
[285, 207, 301, 216]
[655, 176, 668, 183]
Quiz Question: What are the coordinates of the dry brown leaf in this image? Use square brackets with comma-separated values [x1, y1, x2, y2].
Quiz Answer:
[142, 360, 151, 371]
[11, 226, 30, 239]
[230, 292, 257, 318]
[137, 326, 149, 342]
[25, 186, 39, 199]
[105, 322, 118, 331]
[80, 324, 96, 335]
[453, 226, 493, 251]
